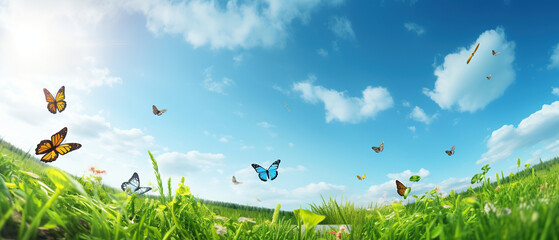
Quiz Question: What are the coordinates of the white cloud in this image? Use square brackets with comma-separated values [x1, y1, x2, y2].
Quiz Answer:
[122, 0, 344, 49]
[292, 182, 346, 198]
[408, 126, 416, 132]
[404, 22, 425, 36]
[402, 101, 411, 107]
[423, 27, 516, 112]
[478, 101, 559, 164]
[257, 121, 274, 128]
[293, 76, 394, 123]
[552, 87, 559, 96]
[548, 43, 559, 70]
[329, 16, 355, 40]
[409, 106, 437, 125]
[288, 142, 294, 147]
[240, 145, 255, 150]
[203, 67, 234, 94]
[273, 84, 291, 95]
[157, 151, 226, 175]
[317, 48, 328, 57]
[219, 136, 232, 143]
[386, 168, 430, 180]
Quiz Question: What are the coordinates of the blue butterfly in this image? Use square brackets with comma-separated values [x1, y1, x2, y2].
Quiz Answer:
[121, 172, 152, 195]
[251, 159, 281, 182]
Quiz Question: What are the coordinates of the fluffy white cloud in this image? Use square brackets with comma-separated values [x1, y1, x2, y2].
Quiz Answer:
[478, 101, 559, 164]
[386, 168, 430, 180]
[293, 76, 394, 123]
[203, 67, 234, 94]
[404, 22, 425, 36]
[423, 27, 516, 112]
[408, 126, 416, 132]
[292, 182, 346, 198]
[548, 43, 559, 70]
[122, 0, 345, 49]
[329, 16, 355, 40]
[409, 106, 437, 124]
[553, 87, 559, 96]
[157, 151, 226, 175]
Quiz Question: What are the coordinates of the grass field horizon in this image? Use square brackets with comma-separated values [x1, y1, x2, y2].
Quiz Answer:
[1, 138, 558, 239]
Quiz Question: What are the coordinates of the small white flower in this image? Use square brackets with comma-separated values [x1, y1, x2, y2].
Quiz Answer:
[484, 203, 496, 214]
[214, 223, 227, 236]
[238, 217, 256, 224]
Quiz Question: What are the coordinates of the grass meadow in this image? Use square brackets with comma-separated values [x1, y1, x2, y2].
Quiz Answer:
[0, 139, 558, 239]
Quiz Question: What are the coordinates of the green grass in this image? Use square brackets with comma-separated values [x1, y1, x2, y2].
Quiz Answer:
[1, 138, 558, 239]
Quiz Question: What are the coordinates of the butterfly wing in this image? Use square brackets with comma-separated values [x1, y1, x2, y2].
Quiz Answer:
[251, 164, 269, 182]
[445, 150, 452, 156]
[379, 141, 384, 152]
[55, 86, 65, 102]
[396, 180, 407, 196]
[372, 146, 380, 153]
[51, 127, 68, 147]
[40, 150, 59, 163]
[43, 88, 57, 114]
[134, 187, 152, 195]
[451, 145, 455, 155]
[56, 101, 67, 113]
[153, 105, 159, 115]
[35, 140, 53, 155]
[55, 143, 82, 155]
[158, 109, 167, 115]
[267, 159, 281, 181]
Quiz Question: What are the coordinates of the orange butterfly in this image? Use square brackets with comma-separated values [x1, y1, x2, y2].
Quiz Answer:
[43, 86, 66, 114]
[445, 145, 455, 156]
[356, 174, 366, 180]
[396, 180, 407, 196]
[467, 43, 480, 64]
[372, 141, 384, 153]
[35, 127, 81, 162]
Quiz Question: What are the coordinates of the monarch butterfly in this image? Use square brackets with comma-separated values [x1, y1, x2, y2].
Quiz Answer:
[486, 75, 491, 80]
[372, 141, 384, 153]
[356, 174, 366, 180]
[232, 176, 243, 185]
[467, 43, 480, 64]
[445, 145, 455, 156]
[492, 50, 500, 56]
[396, 180, 407, 196]
[35, 127, 81, 162]
[152, 105, 167, 116]
[43, 86, 66, 114]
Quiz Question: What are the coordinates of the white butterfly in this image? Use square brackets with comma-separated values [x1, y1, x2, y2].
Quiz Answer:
[121, 172, 152, 195]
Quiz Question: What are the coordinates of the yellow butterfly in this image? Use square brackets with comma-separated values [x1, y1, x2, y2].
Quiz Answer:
[467, 43, 480, 64]
[43, 86, 66, 114]
[396, 180, 407, 196]
[35, 127, 81, 163]
[356, 174, 366, 180]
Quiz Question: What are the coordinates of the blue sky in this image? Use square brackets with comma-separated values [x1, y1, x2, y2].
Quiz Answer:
[1, 0, 559, 210]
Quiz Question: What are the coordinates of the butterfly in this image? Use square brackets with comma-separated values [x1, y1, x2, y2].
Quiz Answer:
[121, 172, 152, 195]
[285, 103, 291, 112]
[445, 145, 455, 156]
[43, 86, 66, 114]
[467, 43, 480, 64]
[254, 197, 262, 202]
[372, 141, 384, 153]
[396, 180, 407, 196]
[232, 176, 243, 185]
[152, 105, 167, 116]
[486, 75, 491, 80]
[251, 159, 281, 182]
[35, 127, 81, 163]
[357, 174, 366, 180]
[492, 50, 500, 56]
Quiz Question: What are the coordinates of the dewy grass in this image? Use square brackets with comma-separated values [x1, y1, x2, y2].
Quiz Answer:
[1, 141, 559, 239]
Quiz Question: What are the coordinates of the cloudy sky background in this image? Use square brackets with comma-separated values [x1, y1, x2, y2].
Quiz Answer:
[1, 0, 559, 210]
